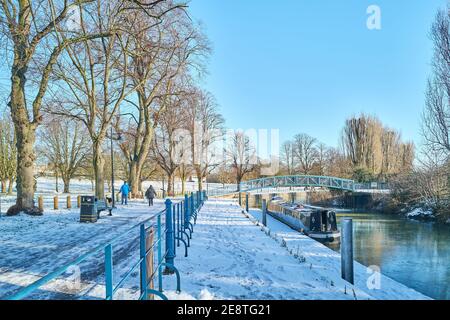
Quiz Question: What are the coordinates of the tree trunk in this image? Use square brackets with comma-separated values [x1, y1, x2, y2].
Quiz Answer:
[1, 181, 6, 193]
[167, 174, 174, 197]
[55, 170, 59, 193]
[63, 177, 70, 193]
[181, 178, 186, 195]
[7, 179, 14, 195]
[129, 160, 140, 197]
[8, 123, 38, 215]
[93, 141, 105, 199]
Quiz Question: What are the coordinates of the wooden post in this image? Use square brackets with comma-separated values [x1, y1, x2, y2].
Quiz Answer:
[77, 195, 81, 208]
[146, 227, 155, 300]
[341, 218, 354, 284]
[38, 196, 44, 212]
[262, 199, 267, 227]
[54, 196, 59, 210]
[67, 196, 71, 209]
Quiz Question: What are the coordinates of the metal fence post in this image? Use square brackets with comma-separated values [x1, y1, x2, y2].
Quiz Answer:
[184, 194, 189, 228]
[190, 193, 194, 217]
[165, 199, 175, 272]
[245, 193, 249, 212]
[341, 218, 354, 284]
[139, 224, 148, 299]
[262, 199, 267, 227]
[105, 244, 114, 300]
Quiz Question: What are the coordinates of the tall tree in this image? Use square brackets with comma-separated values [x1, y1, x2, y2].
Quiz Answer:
[0, 0, 112, 214]
[225, 132, 257, 190]
[118, 9, 208, 197]
[422, 7, 450, 155]
[0, 114, 17, 194]
[293, 133, 317, 175]
[152, 94, 186, 196]
[39, 118, 90, 193]
[185, 89, 224, 191]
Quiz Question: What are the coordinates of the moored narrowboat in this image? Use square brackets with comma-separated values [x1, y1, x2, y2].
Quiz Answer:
[267, 198, 340, 244]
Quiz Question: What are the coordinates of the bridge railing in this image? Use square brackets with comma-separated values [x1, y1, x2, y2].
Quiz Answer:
[7, 191, 206, 301]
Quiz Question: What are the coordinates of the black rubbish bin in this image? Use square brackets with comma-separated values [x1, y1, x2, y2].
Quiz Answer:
[80, 196, 98, 223]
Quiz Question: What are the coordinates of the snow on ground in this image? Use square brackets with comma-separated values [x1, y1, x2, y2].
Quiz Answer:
[245, 208, 430, 300]
[406, 207, 435, 219]
[0, 197, 430, 300]
[0, 199, 168, 299]
[164, 200, 389, 300]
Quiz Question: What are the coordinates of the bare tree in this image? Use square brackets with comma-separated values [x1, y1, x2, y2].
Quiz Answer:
[422, 8, 450, 155]
[118, 9, 209, 197]
[185, 89, 224, 191]
[293, 133, 317, 175]
[0, 0, 116, 214]
[0, 114, 16, 194]
[48, 0, 183, 198]
[281, 140, 295, 175]
[38, 118, 90, 193]
[225, 132, 257, 190]
[152, 94, 186, 196]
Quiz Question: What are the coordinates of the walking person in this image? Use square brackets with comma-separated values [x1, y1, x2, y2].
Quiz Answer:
[145, 185, 157, 207]
[120, 181, 130, 205]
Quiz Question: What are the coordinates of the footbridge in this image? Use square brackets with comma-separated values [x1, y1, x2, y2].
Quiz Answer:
[207, 175, 390, 198]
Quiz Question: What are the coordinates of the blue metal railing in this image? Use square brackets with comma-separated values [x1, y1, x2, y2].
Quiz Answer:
[7, 191, 207, 301]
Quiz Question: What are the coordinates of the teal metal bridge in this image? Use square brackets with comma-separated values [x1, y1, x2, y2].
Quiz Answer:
[207, 175, 390, 197]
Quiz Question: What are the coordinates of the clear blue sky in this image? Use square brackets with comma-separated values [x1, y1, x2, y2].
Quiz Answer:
[188, 0, 446, 148]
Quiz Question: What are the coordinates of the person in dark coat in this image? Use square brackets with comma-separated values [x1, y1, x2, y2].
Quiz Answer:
[145, 185, 157, 206]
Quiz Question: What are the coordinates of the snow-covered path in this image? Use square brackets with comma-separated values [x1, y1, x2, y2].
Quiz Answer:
[0, 200, 166, 299]
[166, 200, 376, 300]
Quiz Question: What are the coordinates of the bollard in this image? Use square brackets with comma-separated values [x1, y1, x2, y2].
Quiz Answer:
[38, 196, 44, 212]
[341, 218, 354, 284]
[262, 199, 267, 227]
[77, 195, 81, 208]
[164, 199, 175, 274]
[245, 193, 249, 212]
[54, 196, 59, 210]
[67, 196, 71, 209]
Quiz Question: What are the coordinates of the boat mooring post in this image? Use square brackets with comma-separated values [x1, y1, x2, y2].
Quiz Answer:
[341, 218, 354, 284]
[262, 199, 267, 227]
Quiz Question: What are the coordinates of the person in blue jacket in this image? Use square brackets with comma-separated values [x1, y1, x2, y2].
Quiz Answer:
[120, 181, 130, 205]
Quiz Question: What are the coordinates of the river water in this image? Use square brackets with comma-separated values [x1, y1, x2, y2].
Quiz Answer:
[334, 213, 450, 300]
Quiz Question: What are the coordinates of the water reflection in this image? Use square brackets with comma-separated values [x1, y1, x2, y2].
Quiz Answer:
[334, 213, 450, 300]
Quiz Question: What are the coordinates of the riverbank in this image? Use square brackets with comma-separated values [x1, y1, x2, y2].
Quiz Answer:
[244, 207, 430, 300]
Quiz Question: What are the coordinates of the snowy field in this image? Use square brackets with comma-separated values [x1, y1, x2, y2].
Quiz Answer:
[0, 196, 430, 300]
[0, 177, 230, 214]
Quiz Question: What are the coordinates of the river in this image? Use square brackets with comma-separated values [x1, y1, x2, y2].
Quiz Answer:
[334, 213, 450, 300]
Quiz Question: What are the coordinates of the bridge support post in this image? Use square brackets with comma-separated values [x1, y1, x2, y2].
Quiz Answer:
[341, 218, 354, 284]
[262, 199, 267, 227]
